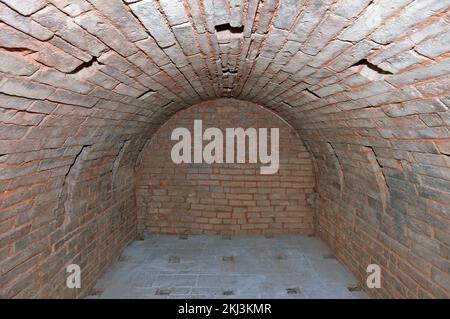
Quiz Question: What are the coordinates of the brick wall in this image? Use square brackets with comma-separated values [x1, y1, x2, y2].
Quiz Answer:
[136, 98, 315, 235]
[0, 0, 449, 299]
[0, 137, 145, 298]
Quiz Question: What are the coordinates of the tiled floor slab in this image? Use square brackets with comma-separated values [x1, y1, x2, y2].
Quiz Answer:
[87, 234, 369, 299]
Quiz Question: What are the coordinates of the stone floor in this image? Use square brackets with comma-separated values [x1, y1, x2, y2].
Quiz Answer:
[87, 234, 369, 299]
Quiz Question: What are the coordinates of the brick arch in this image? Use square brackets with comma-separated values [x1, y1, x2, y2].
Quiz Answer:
[45, 141, 139, 297]
[0, 0, 448, 299]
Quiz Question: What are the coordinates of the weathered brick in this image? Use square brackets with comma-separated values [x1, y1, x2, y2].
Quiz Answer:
[273, 0, 303, 30]
[48, 0, 91, 17]
[114, 83, 145, 98]
[172, 23, 200, 56]
[334, 0, 372, 19]
[261, 28, 288, 59]
[130, 0, 176, 48]
[159, 0, 189, 26]
[308, 40, 352, 68]
[436, 141, 450, 155]
[136, 37, 171, 67]
[382, 99, 447, 117]
[0, 23, 43, 51]
[415, 30, 450, 58]
[32, 6, 108, 57]
[340, 0, 413, 42]
[27, 101, 58, 114]
[0, 0, 46, 16]
[0, 78, 54, 100]
[74, 12, 138, 57]
[77, 63, 119, 89]
[0, 3, 53, 41]
[301, 14, 348, 56]
[387, 58, 450, 87]
[0, 94, 33, 111]
[47, 89, 99, 108]
[378, 50, 428, 73]
[49, 36, 92, 62]
[328, 40, 379, 72]
[415, 76, 450, 97]
[368, 38, 414, 65]
[230, 0, 244, 27]
[97, 51, 142, 78]
[0, 51, 39, 76]
[30, 46, 84, 73]
[212, 0, 230, 27]
[87, 0, 148, 41]
[347, 81, 394, 100]
[409, 18, 450, 44]
[0, 124, 29, 139]
[371, 0, 450, 44]
[32, 69, 93, 94]
[164, 45, 190, 68]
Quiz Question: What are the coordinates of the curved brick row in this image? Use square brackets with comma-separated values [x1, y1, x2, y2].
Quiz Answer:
[0, 0, 449, 298]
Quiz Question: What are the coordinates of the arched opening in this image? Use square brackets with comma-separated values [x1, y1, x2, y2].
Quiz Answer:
[136, 98, 316, 236]
[0, 0, 449, 300]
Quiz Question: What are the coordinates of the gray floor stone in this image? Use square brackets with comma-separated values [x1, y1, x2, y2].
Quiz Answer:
[87, 234, 370, 299]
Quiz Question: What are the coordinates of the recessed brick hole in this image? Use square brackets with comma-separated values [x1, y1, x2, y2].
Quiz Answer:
[222, 256, 234, 262]
[286, 287, 300, 294]
[215, 23, 244, 34]
[351, 59, 393, 75]
[276, 252, 287, 260]
[179, 234, 188, 240]
[347, 284, 363, 292]
[136, 234, 145, 241]
[323, 253, 336, 259]
[155, 288, 171, 295]
[169, 256, 180, 263]
[223, 290, 234, 296]
[221, 234, 232, 240]
[265, 233, 274, 238]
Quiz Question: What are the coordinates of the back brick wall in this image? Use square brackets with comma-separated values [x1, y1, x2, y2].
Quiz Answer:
[136, 99, 316, 235]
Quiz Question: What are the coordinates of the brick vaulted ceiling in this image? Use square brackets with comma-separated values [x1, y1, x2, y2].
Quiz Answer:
[1, 0, 449, 130]
[0, 0, 448, 138]
[0, 0, 450, 298]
